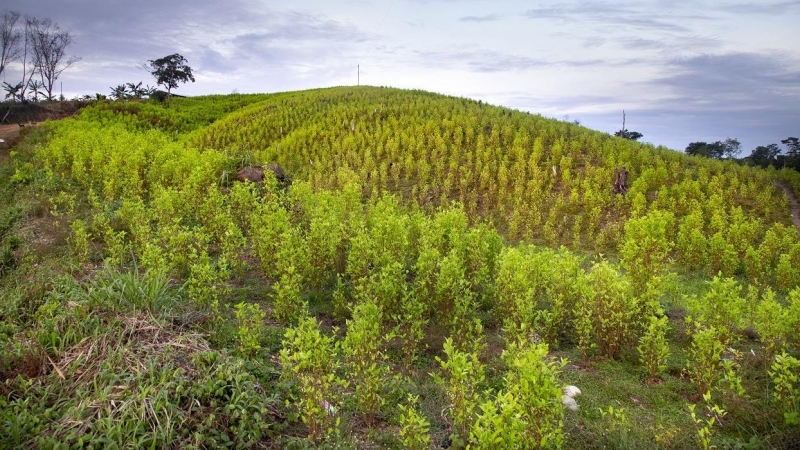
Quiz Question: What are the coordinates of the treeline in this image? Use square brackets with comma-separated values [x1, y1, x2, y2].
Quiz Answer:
[685, 137, 800, 170]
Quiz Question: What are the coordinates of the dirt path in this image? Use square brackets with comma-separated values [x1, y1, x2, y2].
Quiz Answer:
[776, 181, 800, 234]
[0, 124, 23, 164]
[0, 123, 24, 146]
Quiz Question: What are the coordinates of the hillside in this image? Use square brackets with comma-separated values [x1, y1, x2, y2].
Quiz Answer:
[1, 86, 800, 448]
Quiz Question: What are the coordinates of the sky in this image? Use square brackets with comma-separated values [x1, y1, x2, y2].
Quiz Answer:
[3, 0, 799, 154]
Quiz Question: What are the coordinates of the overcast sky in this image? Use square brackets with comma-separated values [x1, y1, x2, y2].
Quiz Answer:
[3, 0, 799, 153]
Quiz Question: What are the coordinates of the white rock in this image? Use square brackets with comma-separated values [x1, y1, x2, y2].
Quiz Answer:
[563, 385, 581, 398]
[562, 395, 579, 411]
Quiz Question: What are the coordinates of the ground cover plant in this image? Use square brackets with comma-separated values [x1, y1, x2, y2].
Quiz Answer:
[1, 86, 800, 448]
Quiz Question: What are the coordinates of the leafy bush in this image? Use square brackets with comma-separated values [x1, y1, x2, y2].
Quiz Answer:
[341, 299, 392, 417]
[769, 351, 800, 425]
[471, 341, 566, 448]
[235, 302, 266, 357]
[280, 316, 344, 442]
[638, 315, 670, 380]
[398, 395, 432, 450]
[620, 210, 674, 293]
[433, 337, 486, 448]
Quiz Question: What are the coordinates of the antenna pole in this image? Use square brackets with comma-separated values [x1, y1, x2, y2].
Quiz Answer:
[622, 110, 626, 132]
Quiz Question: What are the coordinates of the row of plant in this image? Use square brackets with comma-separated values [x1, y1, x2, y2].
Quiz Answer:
[2, 88, 800, 447]
[189, 87, 800, 282]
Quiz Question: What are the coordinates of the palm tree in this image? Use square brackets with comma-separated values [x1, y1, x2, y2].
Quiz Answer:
[2, 81, 23, 102]
[109, 84, 128, 100]
[126, 81, 144, 99]
[27, 80, 43, 102]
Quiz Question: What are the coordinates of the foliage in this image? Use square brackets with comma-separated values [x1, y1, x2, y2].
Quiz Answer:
[341, 299, 392, 417]
[769, 351, 800, 425]
[4, 87, 800, 447]
[615, 129, 643, 141]
[398, 395, 432, 450]
[280, 316, 344, 442]
[582, 260, 638, 359]
[685, 139, 741, 159]
[745, 144, 781, 168]
[638, 315, 670, 380]
[685, 325, 725, 397]
[688, 391, 727, 450]
[686, 276, 745, 344]
[434, 337, 486, 448]
[474, 341, 566, 448]
[235, 301, 266, 357]
[620, 210, 674, 293]
[146, 53, 195, 96]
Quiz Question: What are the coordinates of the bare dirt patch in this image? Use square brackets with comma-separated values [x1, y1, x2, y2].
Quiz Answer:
[0, 123, 26, 161]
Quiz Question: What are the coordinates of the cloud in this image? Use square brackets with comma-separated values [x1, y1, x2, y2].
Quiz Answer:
[234, 11, 368, 44]
[722, 1, 800, 14]
[617, 52, 800, 150]
[458, 14, 500, 22]
[619, 34, 721, 52]
[655, 52, 800, 103]
[523, 2, 693, 33]
[406, 48, 648, 73]
[482, 51, 800, 151]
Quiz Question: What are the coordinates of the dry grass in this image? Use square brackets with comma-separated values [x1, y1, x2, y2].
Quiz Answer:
[53, 313, 211, 390]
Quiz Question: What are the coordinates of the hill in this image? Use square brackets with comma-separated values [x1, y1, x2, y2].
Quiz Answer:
[1, 86, 799, 448]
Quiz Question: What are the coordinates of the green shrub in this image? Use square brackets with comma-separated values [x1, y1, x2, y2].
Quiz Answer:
[398, 395, 432, 450]
[769, 351, 800, 425]
[341, 299, 391, 417]
[434, 337, 485, 448]
[620, 210, 674, 293]
[583, 260, 638, 359]
[686, 325, 725, 397]
[638, 315, 670, 380]
[280, 316, 344, 442]
[235, 302, 266, 357]
[687, 276, 745, 344]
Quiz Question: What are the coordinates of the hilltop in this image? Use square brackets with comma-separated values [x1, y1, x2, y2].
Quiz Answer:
[1, 86, 799, 448]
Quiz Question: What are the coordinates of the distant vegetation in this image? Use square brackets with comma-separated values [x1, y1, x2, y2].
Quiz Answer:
[1, 87, 800, 448]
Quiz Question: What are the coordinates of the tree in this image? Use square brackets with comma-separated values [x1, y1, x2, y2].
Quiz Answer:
[782, 137, 800, 159]
[746, 144, 781, 168]
[0, 10, 21, 79]
[27, 79, 42, 101]
[615, 129, 644, 141]
[780, 137, 800, 171]
[109, 84, 128, 100]
[686, 141, 717, 158]
[125, 81, 155, 99]
[2, 81, 22, 102]
[722, 138, 742, 159]
[685, 138, 741, 160]
[614, 110, 643, 141]
[146, 53, 195, 98]
[27, 17, 80, 101]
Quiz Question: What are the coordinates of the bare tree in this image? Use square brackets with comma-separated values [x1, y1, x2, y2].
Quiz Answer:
[0, 10, 21, 78]
[27, 17, 80, 101]
[17, 18, 36, 102]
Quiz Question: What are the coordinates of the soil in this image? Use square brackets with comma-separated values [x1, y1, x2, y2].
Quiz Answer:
[0, 122, 27, 139]
[775, 181, 800, 234]
[0, 123, 27, 163]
